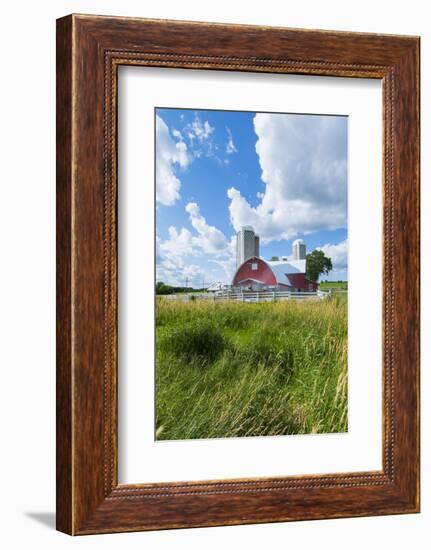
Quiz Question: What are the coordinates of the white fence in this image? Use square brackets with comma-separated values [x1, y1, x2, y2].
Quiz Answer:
[162, 290, 329, 303]
[214, 290, 329, 303]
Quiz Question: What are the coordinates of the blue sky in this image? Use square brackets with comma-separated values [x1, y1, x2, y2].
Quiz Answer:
[155, 108, 348, 287]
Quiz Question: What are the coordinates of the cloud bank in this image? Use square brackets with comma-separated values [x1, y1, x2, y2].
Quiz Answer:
[155, 115, 190, 206]
[156, 202, 235, 286]
[228, 113, 347, 242]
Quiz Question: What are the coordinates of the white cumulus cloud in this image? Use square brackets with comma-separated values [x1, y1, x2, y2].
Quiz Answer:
[156, 256, 204, 287]
[156, 202, 236, 285]
[317, 239, 348, 270]
[227, 113, 347, 242]
[185, 202, 228, 254]
[185, 114, 214, 144]
[156, 229, 204, 286]
[159, 227, 194, 257]
[156, 115, 191, 206]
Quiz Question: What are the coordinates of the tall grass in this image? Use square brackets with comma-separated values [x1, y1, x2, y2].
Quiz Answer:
[155, 297, 347, 440]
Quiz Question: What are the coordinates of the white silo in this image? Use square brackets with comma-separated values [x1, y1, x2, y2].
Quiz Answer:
[236, 226, 260, 267]
[292, 238, 306, 260]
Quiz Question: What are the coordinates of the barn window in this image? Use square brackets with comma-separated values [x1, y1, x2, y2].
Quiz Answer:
[251, 262, 258, 271]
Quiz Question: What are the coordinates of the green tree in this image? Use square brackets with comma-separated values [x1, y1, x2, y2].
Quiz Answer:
[156, 281, 165, 293]
[270, 256, 279, 261]
[306, 250, 333, 282]
[156, 281, 175, 295]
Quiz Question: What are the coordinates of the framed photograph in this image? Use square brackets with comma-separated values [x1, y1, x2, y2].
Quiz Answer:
[56, 14, 420, 535]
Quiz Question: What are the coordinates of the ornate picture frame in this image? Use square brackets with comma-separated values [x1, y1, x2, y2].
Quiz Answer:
[56, 14, 420, 534]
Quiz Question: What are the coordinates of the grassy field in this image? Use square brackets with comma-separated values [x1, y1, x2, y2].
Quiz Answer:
[319, 281, 348, 290]
[155, 296, 347, 440]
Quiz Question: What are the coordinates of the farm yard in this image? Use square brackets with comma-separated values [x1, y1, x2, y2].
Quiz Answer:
[155, 295, 348, 440]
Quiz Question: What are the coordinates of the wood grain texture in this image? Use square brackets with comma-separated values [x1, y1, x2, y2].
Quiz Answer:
[56, 15, 73, 535]
[56, 14, 420, 535]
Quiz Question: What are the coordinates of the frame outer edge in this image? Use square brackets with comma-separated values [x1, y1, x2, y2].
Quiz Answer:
[56, 14, 74, 535]
[392, 38, 420, 510]
[56, 14, 421, 535]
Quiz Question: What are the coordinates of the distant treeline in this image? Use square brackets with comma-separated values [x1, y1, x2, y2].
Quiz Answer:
[156, 282, 205, 295]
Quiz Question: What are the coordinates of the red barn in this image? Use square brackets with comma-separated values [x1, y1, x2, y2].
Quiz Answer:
[232, 256, 318, 292]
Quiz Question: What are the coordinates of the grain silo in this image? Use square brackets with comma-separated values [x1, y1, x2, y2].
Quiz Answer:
[292, 238, 306, 260]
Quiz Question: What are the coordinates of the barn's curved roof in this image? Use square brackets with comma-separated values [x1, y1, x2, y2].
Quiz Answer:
[232, 257, 307, 287]
[267, 259, 306, 284]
